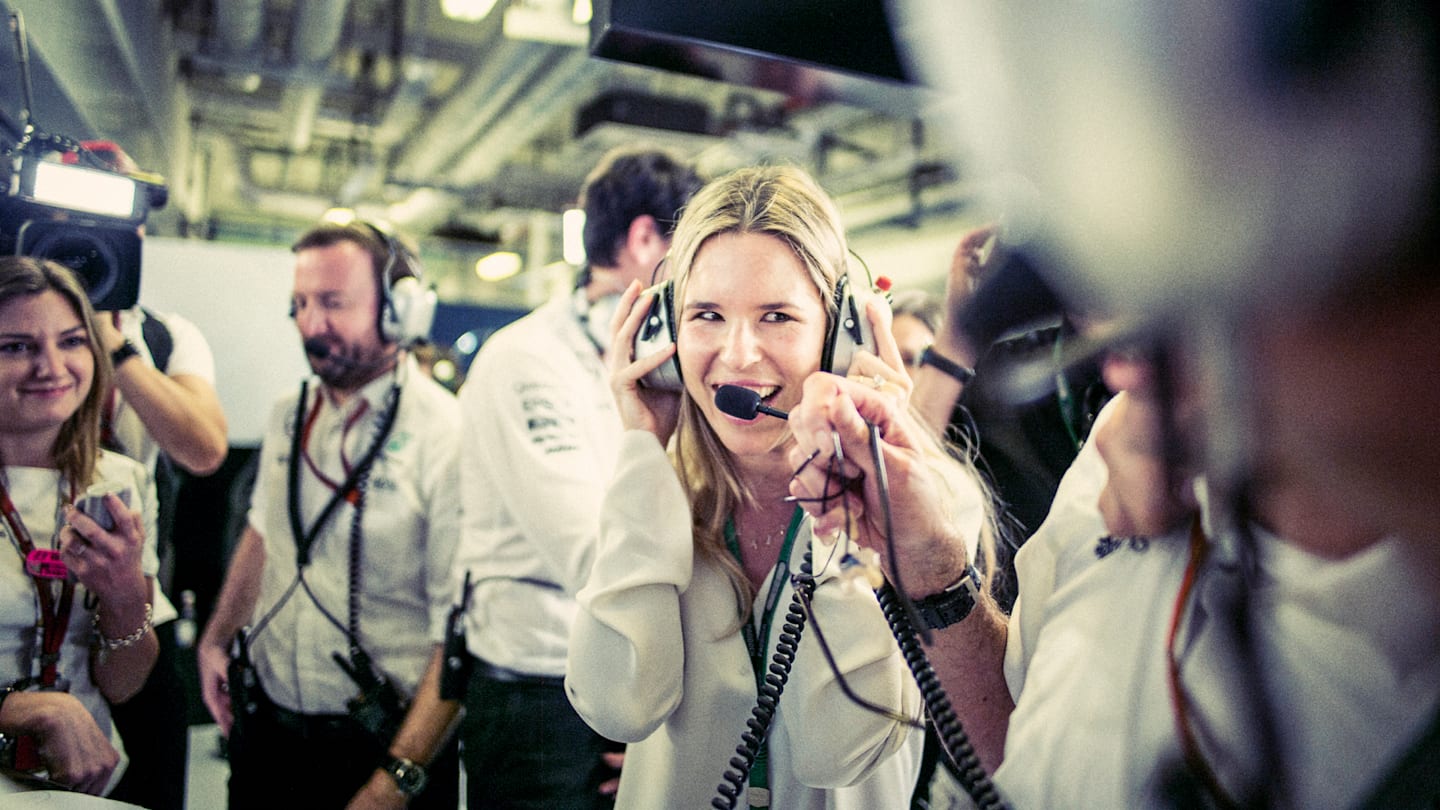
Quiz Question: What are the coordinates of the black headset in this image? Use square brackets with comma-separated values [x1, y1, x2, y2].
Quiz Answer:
[633, 255, 879, 391]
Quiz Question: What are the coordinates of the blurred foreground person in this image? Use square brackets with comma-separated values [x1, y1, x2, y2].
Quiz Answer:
[789, 1, 1440, 806]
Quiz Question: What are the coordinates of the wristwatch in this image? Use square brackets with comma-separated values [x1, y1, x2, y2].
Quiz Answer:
[110, 339, 141, 368]
[919, 345, 975, 385]
[912, 564, 982, 630]
[383, 756, 428, 797]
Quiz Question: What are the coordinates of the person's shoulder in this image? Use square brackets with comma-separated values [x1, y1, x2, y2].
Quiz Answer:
[472, 298, 573, 363]
[95, 448, 149, 483]
[403, 371, 462, 419]
[143, 308, 206, 340]
[469, 331, 587, 397]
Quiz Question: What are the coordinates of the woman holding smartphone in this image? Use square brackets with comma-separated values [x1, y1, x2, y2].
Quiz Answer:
[0, 255, 159, 795]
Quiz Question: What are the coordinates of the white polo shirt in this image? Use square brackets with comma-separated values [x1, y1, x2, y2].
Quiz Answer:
[245, 357, 461, 715]
[996, 401, 1440, 808]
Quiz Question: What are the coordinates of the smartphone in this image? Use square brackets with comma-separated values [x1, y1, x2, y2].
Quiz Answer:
[76, 481, 132, 532]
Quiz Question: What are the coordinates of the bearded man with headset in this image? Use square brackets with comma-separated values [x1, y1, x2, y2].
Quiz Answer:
[196, 221, 462, 809]
[432, 147, 702, 809]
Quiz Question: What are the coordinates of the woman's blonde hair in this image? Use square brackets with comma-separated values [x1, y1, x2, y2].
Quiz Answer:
[0, 256, 110, 490]
[667, 166, 1000, 622]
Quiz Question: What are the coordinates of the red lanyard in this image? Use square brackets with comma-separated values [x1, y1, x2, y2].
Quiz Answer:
[100, 388, 119, 452]
[1165, 519, 1238, 809]
[0, 479, 76, 689]
[299, 393, 370, 506]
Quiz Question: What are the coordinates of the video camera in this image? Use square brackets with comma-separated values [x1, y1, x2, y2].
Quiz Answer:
[0, 140, 168, 311]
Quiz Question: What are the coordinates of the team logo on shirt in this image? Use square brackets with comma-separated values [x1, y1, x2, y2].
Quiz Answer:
[1095, 535, 1150, 559]
[386, 431, 411, 453]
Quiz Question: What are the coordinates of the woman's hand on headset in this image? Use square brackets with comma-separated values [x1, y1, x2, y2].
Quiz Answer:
[787, 372, 972, 597]
[843, 296, 912, 404]
[608, 280, 682, 444]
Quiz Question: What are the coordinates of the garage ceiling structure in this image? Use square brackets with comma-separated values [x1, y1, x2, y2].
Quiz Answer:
[0, 0, 977, 306]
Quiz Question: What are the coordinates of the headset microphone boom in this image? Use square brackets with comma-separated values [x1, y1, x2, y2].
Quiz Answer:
[715, 385, 789, 421]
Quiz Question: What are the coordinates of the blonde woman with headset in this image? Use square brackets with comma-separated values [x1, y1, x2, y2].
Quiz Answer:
[566, 165, 999, 808]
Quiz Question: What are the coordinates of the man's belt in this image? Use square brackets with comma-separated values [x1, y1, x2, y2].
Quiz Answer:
[266, 701, 352, 738]
[474, 657, 564, 688]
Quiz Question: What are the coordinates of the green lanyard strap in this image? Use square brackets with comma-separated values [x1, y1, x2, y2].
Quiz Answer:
[723, 506, 805, 808]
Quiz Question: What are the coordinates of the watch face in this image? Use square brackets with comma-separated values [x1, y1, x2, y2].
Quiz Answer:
[388, 758, 427, 795]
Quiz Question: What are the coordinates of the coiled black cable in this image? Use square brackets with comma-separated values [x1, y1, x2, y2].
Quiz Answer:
[712, 555, 818, 810]
[877, 583, 1009, 810]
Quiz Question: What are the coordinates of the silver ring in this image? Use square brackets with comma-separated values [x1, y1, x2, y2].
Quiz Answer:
[71, 541, 87, 558]
[871, 374, 885, 389]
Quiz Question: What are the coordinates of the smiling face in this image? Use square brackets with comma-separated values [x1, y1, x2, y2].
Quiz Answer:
[677, 231, 829, 460]
[0, 290, 95, 460]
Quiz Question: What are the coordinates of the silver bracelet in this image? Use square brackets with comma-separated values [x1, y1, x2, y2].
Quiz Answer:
[93, 602, 153, 651]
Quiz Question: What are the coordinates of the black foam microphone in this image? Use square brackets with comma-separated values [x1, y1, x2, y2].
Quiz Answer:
[303, 337, 333, 360]
[303, 337, 360, 370]
[715, 385, 789, 421]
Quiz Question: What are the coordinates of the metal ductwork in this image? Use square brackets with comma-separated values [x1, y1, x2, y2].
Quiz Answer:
[292, 0, 350, 67]
[392, 38, 555, 181]
[213, 0, 264, 57]
[282, 0, 351, 155]
[450, 49, 594, 184]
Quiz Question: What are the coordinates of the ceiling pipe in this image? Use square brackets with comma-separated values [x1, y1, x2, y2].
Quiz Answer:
[281, 85, 324, 153]
[371, 63, 438, 148]
[213, 0, 265, 56]
[450, 48, 594, 184]
[283, 0, 352, 154]
[392, 38, 553, 180]
[292, 0, 351, 66]
[386, 187, 466, 234]
[95, 1, 175, 137]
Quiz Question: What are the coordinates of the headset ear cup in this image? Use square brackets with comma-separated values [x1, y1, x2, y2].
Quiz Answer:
[635, 280, 683, 390]
[824, 274, 856, 374]
[385, 276, 437, 345]
[823, 269, 878, 375]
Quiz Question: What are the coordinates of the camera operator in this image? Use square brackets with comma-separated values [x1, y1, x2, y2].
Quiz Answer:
[95, 302, 226, 810]
[197, 222, 463, 809]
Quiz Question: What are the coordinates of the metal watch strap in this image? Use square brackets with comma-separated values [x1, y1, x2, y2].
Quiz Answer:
[913, 564, 981, 630]
[384, 756, 427, 797]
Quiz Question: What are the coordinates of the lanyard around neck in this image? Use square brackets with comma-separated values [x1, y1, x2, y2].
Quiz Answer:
[299, 392, 371, 503]
[725, 506, 805, 675]
[0, 478, 76, 688]
[724, 505, 804, 808]
[287, 379, 401, 568]
[243, 378, 402, 654]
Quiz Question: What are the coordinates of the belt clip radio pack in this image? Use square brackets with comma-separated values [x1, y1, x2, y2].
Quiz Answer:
[439, 570, 475, 701]
[334, 647, 409, 746]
